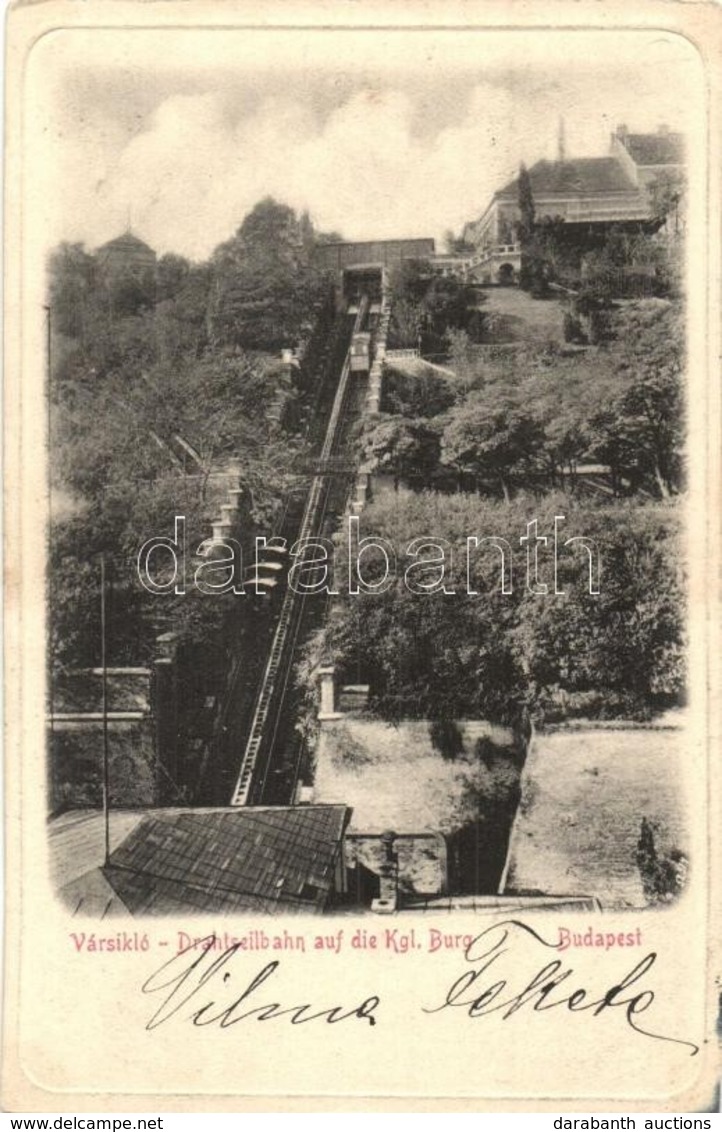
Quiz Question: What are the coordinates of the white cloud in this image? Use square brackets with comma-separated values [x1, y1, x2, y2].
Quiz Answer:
[44, 55, 700, 260]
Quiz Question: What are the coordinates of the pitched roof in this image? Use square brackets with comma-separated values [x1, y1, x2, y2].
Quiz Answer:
[620, 132, 685, 166]
[97, 231, 155, 255]
[51, 805, 351, 916]
[497, 157, 638, 199]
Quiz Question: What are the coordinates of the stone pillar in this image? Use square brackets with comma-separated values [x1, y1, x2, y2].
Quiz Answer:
[372, 830, 398, 913]
[211, 519, 232, 544]
[153, 633, 182, 801]
[318, 665, 342, 721]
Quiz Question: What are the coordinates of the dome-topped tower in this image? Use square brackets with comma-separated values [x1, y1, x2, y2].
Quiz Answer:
[96, 231, 157, 276]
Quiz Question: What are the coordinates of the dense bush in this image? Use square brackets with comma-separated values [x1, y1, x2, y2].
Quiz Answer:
[301, 493, 684, 726]
[48, 199, 336, 674]
[386, 259, 480, 354]
[366, 299, 684, 503]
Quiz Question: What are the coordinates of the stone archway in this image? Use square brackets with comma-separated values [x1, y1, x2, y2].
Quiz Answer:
[497, 262, 516, 286]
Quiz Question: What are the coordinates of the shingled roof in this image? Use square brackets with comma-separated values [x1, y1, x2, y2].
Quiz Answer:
[51, 805, 351, 917]
[619, 132, 685, 166]
[97, 231, 155, 255]
[497, 157, 638, 199]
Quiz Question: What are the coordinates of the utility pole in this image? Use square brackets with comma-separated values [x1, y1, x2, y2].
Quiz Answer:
[100, 553, 110, 867]
[45, 304, 53, 737]
[44, 303, 52, 529]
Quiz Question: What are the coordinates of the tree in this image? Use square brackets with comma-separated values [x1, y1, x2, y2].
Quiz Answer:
[49, 230, 311, 677]
[517, 163, 535, 240]
[208, 198, 327, 351]
[153, 264, 212, 362]
[442, 396, 546, 502]
[387, 295, 424, 349]
[362, 415, 442, 490]
[446, 329, 478, 388]
[517, 163, 536, 292]
[386, 259, 430, 348]
[156, 253, 191, 302]
[107, 267, 156, 319]
[422, 276, 469, 353]
[310, 493, 528, 724]
[587, 301, 684, 497]
[515, 164, 555, 296]
[387, 259, 470, 354]
[47, 199, 349, 802]
[510, 502, 685, 717]
[48, 242, 98, 340]
[648, 170, 686, 235]
[302, 492, 685, 728]
[444, 229, 475, 256]
[636, 818, 687, 903]
[381, 366, 457, 419]
[314, 229, 344, 245]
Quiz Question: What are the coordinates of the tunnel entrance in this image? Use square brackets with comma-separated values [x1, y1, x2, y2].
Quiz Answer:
[343, 266, 384, 304]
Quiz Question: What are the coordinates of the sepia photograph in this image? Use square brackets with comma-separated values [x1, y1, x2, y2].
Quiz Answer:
[43, 26, 697, 920]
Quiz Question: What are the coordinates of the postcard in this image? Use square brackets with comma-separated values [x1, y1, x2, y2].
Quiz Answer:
[3, 0, 721, 1113]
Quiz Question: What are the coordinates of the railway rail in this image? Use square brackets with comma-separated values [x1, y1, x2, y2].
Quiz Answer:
[230, 296, 370, 806]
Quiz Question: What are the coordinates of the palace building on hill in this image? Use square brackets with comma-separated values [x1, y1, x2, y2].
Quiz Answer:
[462, 124, 685, 284]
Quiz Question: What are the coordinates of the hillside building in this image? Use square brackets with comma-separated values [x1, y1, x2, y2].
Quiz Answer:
[462, 124, 685, 284]
[96, 231, 157, 277]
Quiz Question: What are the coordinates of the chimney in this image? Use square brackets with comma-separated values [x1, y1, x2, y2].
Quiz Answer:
[658, 123, 670, 135]
[557, 116, 566, 162]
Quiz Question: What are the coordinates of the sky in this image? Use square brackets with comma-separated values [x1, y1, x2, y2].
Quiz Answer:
[30, 28, 703, 262]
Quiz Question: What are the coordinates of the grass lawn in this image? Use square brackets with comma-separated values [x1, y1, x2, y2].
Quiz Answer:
[504, 723, 689, 909]
[476, 285, 565, 343]
[313, 718, 516, 835]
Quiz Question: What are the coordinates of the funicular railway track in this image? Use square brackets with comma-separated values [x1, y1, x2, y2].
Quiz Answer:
[256, 304, 379, 807]
[196, 299, 355, 806]
[230, 296, 371, 806]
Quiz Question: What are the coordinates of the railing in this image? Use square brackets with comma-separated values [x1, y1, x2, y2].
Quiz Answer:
[230, 297, 370, 807]
[466, 243, 522, 269]
[563, 199, 650, 222]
